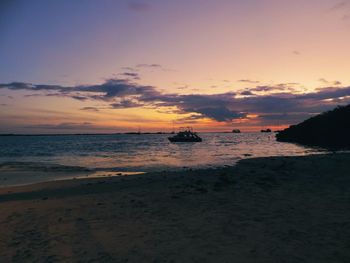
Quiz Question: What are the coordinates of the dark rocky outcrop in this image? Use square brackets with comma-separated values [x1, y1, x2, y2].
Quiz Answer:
[276, 105, 350, 149]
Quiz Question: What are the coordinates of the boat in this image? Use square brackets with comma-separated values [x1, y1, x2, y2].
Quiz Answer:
[261, 128, 272, 133]
[168, 127, 202, 142]
[232, 129, 241, 133]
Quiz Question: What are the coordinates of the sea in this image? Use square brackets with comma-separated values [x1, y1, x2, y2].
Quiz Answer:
[0, 133, 328, 186]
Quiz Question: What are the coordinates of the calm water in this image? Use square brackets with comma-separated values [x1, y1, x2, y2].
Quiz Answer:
[0, 133, 326, 172]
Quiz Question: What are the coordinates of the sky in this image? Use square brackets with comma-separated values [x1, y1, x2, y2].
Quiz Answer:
[1, 0, 350, 133]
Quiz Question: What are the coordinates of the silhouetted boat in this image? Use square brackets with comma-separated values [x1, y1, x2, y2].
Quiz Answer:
[168, 128, 202, 142]
[232, 129, 241, 133]
[261, 128, 272, 133]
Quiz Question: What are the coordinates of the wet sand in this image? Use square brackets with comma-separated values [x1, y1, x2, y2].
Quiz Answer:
[1, 153, 350, 262]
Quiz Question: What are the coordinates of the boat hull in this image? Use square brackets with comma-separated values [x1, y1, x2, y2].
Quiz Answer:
[168, 137, 202, 142]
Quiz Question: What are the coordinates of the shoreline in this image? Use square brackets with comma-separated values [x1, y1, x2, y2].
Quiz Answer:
[0, 152, 344, 195]
[0, 162, 148, 188]
[1, 153, 350, 262]
[0, 151, 334, 188]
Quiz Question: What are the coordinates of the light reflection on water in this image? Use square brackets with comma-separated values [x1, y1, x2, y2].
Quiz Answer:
[0, 133, 326, 172]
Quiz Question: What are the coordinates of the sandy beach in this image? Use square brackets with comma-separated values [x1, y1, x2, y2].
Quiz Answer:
[1, 153, 350, 262]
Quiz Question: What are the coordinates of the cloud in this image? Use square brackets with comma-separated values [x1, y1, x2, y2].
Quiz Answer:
[80, 107, 99, 112]
[136, 63, 174, 72]
[76, 79, 162, 101]
[329, 1, 350, 22]
[248, 83, 299, 93]
[72, 95, 89, 101]
[318, 78, 328, 84]
[258, 113, 316, 123]
[176, 85, 188, 90]
[110, 100, 143, 108]
[330, 1, 350, 11]
[0, 82, 65, 92]
[193, 107, 245, 122]
[119, 72, 140, 80]
[300, 86, 350, 100]
[120, 64, 172, 73]
[292, 50, 301, 55]
[238, 79, 260, 84]
[136, 63, 162, 69]
[240, 90, 255, 96]
[318, 78, 342, 86]
[121, 67, 137, 72]
[1, 79, 350, 124]
[251, 85, 279, 92]
[175, 114, 203, 124]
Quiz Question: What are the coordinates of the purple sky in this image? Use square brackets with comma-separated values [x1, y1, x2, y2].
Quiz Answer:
[1, 0, 350, 133]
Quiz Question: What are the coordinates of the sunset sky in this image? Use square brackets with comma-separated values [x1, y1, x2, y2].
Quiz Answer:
[1, 0, 350, 133]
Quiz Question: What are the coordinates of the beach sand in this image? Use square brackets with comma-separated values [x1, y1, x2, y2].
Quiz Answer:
[1, 153, 350, 262]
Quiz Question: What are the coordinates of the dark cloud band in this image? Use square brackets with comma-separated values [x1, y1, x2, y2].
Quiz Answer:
[1, 79, 350, 124]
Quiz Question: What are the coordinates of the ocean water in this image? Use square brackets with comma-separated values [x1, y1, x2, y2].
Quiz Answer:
[0, 133, 326, 173]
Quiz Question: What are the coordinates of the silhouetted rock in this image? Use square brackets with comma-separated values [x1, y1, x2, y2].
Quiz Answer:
[261, 128, 272, 133]
[276, 105, 350, 149]
[232, 129, 241, 133]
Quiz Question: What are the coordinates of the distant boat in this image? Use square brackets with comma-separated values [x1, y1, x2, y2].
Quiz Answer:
[261, 128, 272, 133]
[232, 129, 241, 133]
[168, 127, 202, 142]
